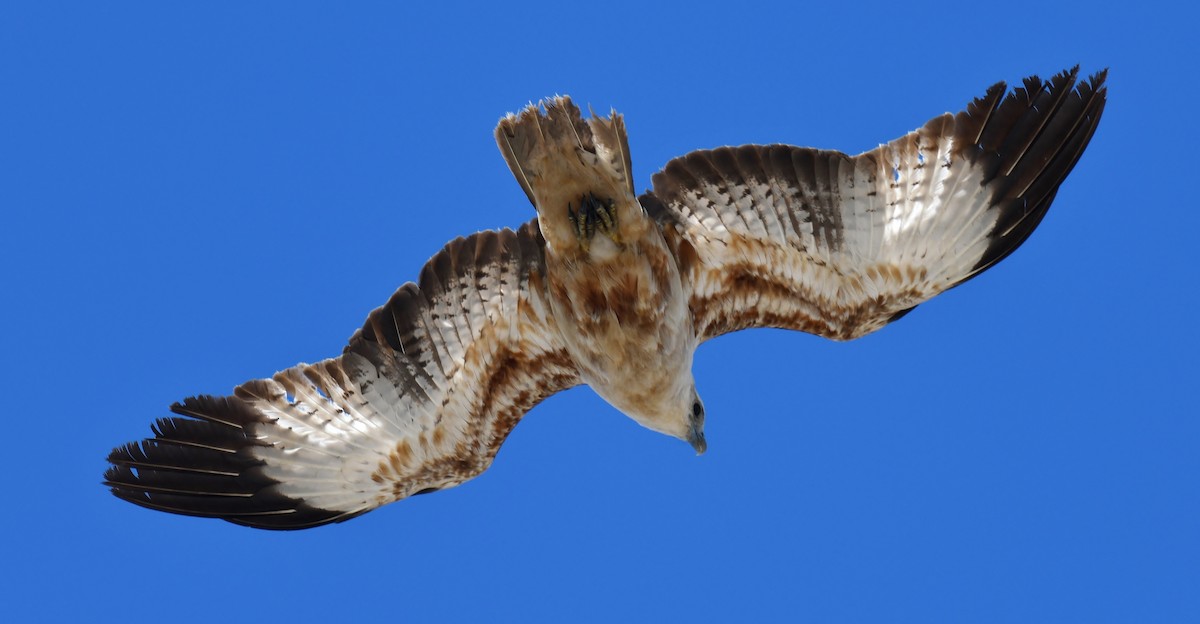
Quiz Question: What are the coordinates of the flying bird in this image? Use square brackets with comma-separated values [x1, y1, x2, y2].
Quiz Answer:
[106, 67, 1107, 529]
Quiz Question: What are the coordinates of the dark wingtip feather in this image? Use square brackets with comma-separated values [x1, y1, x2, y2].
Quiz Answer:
[104, 398, 356, 531]
[956, 67, 1107, 280]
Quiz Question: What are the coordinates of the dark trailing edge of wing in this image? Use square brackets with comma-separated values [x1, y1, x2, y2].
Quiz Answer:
[105, 220, 547, 530]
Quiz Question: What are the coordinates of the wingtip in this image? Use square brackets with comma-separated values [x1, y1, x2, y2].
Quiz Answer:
[958, 65, 1108, 279]
[104, 399, 365, 530]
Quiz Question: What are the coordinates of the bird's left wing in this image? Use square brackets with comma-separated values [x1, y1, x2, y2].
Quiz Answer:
[641, 67, 1106, 343]
[105, 219, 580, 529]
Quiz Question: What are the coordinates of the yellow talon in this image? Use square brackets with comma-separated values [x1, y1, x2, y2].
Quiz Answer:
[568, 193, 622, 252]
[596, 200, 615, 232]
[597, 198, 621, 244]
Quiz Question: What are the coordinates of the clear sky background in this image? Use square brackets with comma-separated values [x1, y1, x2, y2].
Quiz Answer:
[3, 2, 1197, 622]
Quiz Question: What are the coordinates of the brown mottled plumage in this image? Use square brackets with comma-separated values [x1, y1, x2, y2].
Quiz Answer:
[496, 98, 699, 446]
[106, 67, 1106, 529]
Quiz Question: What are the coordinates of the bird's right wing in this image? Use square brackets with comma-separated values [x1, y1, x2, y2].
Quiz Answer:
[641, 67, 1106, 343]
[105, 219, 580, 530]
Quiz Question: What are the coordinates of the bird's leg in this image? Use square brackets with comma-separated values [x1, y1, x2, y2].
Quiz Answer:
[567, 202, 590, 253]
[591, 193, 622, 245]
[570, 193, 622, 251]
[583, 197, 596, 242]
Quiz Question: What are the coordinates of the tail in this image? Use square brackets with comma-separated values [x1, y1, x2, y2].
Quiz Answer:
[495, 96, 633, 205]
[495, 96, 637, 252]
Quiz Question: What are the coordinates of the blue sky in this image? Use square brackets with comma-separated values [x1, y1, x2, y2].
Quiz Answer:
[3, 2, 1197, 621]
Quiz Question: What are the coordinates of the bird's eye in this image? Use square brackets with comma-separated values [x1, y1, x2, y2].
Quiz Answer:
[692, 402, 703, 418]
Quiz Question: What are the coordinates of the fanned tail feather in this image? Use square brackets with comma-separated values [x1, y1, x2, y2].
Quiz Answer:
[494, 97, 637, 252]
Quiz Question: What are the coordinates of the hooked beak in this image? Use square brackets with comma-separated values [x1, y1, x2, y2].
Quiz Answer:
[687, 422, 707, 455]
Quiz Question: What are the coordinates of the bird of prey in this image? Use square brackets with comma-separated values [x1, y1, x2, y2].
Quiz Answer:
[105, 67, 1107, 529]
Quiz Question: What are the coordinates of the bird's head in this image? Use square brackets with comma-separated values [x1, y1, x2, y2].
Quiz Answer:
[631, 383, 706, 455]
[593, 369, 707, 455]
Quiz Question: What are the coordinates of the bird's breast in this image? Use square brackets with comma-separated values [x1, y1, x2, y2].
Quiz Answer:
[546, 230, 694, 415]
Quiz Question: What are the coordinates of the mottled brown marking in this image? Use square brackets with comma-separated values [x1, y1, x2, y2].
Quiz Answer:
[694, 252, 933, 341]
[665, 227, 698, 276]
[387, 440, 413, 473]
[368, 311, 579, 500]
[394, 356, 576, 499]
[579, 281, 609, 318]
